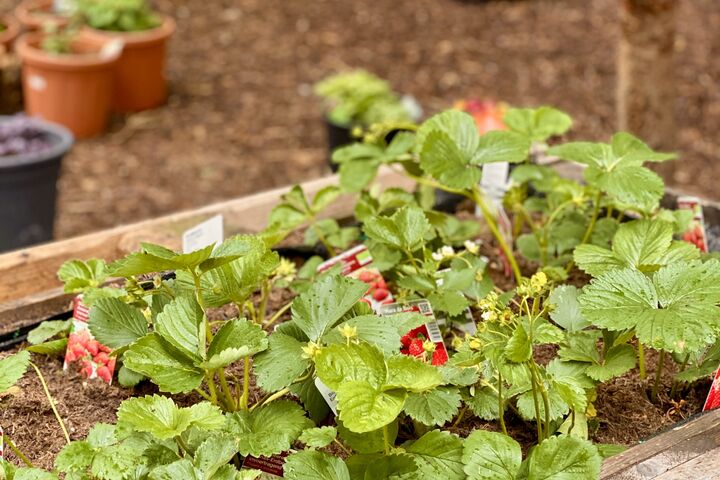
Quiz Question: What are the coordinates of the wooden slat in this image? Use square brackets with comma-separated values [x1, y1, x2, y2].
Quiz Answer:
[600, 410, 720, 479]
[0, 169, 413, 331]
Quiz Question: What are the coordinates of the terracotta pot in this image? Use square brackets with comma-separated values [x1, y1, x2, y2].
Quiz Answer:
[0, 15, 21, 53]
[16, 32, 121, 138]
[14, 0, 70, 32]
[83, 15, 175, 112]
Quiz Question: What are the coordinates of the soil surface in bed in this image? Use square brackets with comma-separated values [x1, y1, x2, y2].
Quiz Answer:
[0, 0, 719, 241]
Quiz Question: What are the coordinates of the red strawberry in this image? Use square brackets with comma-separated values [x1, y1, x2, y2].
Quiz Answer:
[432, 348, 449, 366]
[107, 358, 116, 372]
[375, 278, 387, 290]
[64, 350, 76, 364]
[96, 366, 112, 383]
[81, 362, 94, 378]
[400, 333, 413, 347]
[381, 299, 394, 305]
[94, 352, 109, 365]
[86, 340, 100, 356]
[71, 343, 87, 359]
[100, 344, 112, 353]
[358, 270, 376, 283]
[408, 339, 424, 357]
[373, 288, 389, 301]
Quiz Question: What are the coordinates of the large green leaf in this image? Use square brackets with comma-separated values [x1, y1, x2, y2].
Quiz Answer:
[254, 332, 310, 392]
[298, 426, 337, 449]
[284, 450, 350, 480]
[526, 435, 601, 480]
[420, 129, 481, 189]
[89, 298, 148, 349]
[314, 342, 387, 391]
[579, 261, 720, 353]
[154, 297, 204, 362]
[292, 274, 368, 341]
[225, 400, 312, 457]
[123, 334, 204, 393]
[585, 344, 636, 382]
[117, 396, 223, 440]
[363, 205, 434, 252]
[336, 380, 406, 433]
[201, 319, 267, 369]
[463, 430, 521, 480]
[0, 350, 30, 392]
[193, 434, 238, 478]
[405, 430, 465, 480]
[548, 286, 589, 332]
[472, 131, 530, 165]
[385, 355, 444, 392]
[574, 219, 699, 276]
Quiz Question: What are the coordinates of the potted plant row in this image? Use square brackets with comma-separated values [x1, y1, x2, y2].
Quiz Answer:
[1, 106, 716, 479]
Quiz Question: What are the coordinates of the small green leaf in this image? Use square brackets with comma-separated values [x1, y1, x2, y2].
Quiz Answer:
[118, 396, 219, 440]
[154, 297, 204, 362]
[585, 344, 636, 381]
[193, 434, 238, 478]
[363, 205, 434, 253]
[503, 106, 573, 142]
[505, 325, 532, 363]
[27, 319, 72, 345]
[548, 286, 589, 332]
[315, 342, 387, 391]
[55, 441, 95, 472]
[299, 426, 337, 449]
[26, 338, 68, 356]
[201, 319, 267, 369]
[472, 130, 530, 165]
[0, 350, 30, 392]
[254, 332, 310, 392]
[385, 355, 444, 392]
[87, 423, 117, 448]
[336, 380, 406, 433]
[403, 387, 461, 426]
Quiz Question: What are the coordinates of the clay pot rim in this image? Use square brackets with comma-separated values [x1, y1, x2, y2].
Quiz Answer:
[14, 0, 70, 30]
[16, 31, 122, 71]
[0, 116, 73, 170]
[83, 15, 175, 47]
[0, 15, 21, 46]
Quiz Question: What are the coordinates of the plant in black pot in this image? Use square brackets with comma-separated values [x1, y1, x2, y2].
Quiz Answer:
[0, 114, 73, 252]
[314, 70, 419, 171]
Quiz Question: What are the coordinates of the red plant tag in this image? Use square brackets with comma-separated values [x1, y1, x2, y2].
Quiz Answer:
[317, 244, 393, 312]
[678, 196, 708, 253]
[703, 366, 720, 411]
[63, 295, 116, 384]
[379, 299, 449, 366]
[242, 451, 289, 478]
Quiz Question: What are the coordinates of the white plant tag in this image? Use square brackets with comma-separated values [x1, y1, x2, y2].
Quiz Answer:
[182, 214, 224, 253]
[480, 162, 510, 205]
[315, 378, 338, 415]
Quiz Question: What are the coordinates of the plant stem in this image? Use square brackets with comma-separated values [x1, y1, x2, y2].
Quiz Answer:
[5, 436, 33, 467]
[218, 369, 236, 412]
[498, 370, 507, 435]
[311, 220, 336, 257]
[670, 353, 691, 398]
[252, 387, 290, 411]
[240, 357, 251, 410]
[637, 342, 646, 380]
[333, 438, 352, 456]
[264, 300, 293, 328]
[581, 190, 603, 245]
[651, 350, 665, 402]
[471, 186, 522, 282]
[194, 388, 213, 402]
[382, 424, 391, 455]
[528, 364, 544, 442]
[30, 362, 70, 444]
[257, 281, 270, 325]
[452, 405, 467, 428]
[175, 435, 191, 456]
[404, 249, 423, 273]
[206, 371, 219, 406]
[192, 272, 211, 353]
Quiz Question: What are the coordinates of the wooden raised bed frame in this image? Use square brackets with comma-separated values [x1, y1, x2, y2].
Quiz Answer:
[0, 168, 717, 479]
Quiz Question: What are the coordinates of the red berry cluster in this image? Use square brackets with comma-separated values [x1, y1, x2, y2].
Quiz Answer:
[357, 270, 393, 304]
[65, 329, 115, 382]
[400, 326, 448, 366]
[683, 224, 706, 252]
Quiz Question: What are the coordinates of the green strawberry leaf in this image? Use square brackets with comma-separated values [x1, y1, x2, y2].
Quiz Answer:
[284, 450, 350, 480]
[420, 129, 482, 189]
[123, 334, 203, 393]
[89, 297, 148, 349]
[55, 441, 95, 472]
[201, 318, 267, 369]
[503, 106, 573, 143]
[337, 419, 398, 454]
[462, 430, 521, 480]
[193, 434, 238, 478]
[548, 286, 590, 332]
[585, 344, 636, 382]
[363, 205, 434, 253]
[154, 297, 204, 362]
[404, 430, 465, 480]
[403, 387, 462, 426]
[117, 396, 223, 440]
[225, 400, 312, 457]
[298, 426, 337, 449]
[254, 332, 310, 392]
[315, 342, 387, 391]
[58, 259, 107, 293]
[336, 380, 406, 433]
[27, 319, 72, 345]
[526, 435, 601, 480]
[0, 350, 30, 392]
[385, 355, 444, 392]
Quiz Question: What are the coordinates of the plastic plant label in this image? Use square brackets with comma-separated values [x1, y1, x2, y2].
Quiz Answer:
[63, 296, 115, 384]
[182, 214, 224, 254]
[317, 244, 393, 312]
[314, 378, 338, 415]
[379, 299, 449, 366]
[678, 196, 708, 253]
[703, 366, 720, 411]
[242, 451, 290, 478]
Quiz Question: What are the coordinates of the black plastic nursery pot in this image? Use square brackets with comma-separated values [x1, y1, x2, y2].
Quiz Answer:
[325, 117, 354, 172]
[0, 117, 73, 252]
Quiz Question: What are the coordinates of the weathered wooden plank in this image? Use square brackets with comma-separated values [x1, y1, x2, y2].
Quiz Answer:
[653, 446, 720, 480]
[0, 169, 413, 331]
[600, 410, 720, 479]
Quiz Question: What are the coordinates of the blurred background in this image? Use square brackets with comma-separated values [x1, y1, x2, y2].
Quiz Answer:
[1, 0, 718, 241]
